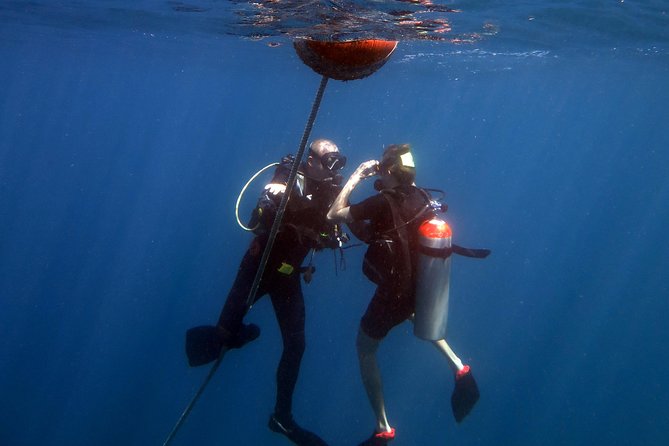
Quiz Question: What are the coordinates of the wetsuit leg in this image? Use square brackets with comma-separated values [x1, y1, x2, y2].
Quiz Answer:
[268, 274, 306, 418]
[217, 243, 266, 334]
[185, 242, 265, 367]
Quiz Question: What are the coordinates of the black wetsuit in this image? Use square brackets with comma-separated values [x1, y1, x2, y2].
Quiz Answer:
[217, 159, 341, 419]
[349, 185, 431, 340]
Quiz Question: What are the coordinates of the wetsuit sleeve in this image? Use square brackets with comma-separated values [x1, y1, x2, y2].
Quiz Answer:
[349, 193, 387, 222]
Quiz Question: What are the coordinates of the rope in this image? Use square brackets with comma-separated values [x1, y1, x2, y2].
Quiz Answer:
[244, 75, 329, 309]
[162, 75, 329, 446]
[162, 352, 225, 446]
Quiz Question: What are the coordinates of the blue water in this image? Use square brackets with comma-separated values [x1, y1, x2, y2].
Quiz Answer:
[1, 2, 668, 446]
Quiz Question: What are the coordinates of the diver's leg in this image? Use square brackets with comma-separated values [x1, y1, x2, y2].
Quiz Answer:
[406, 314, 479, 422]
[185, 242, 263, 367]
[267, 278, 328, 445]
[431, 338, 479, 423]
[356, 328, 392, 434]
[269, 277, 306, 419]
[355, 285, 408, 443]
[217, 239, 265, 333]
[432, 339, 464, 373]
[406, 312, 462, 374]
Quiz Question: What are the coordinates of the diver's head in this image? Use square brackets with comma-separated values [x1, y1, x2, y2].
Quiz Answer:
[305, 139, 346, 183]
[375, 143, 416, 190]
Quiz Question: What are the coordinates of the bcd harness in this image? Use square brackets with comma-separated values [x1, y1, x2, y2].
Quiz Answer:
[362, 186, 490, 289]
[249, 155, 348, 279]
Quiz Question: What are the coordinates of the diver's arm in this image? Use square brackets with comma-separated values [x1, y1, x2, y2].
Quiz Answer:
[249, 172, 288, 235]
[327, 160, 379, 222]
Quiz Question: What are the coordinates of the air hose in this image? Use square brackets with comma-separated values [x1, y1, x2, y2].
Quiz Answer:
[235, 162, 280, 232]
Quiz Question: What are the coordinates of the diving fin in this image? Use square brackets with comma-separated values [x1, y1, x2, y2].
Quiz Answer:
[185, 323, 260, 367]
[185, 325, 227, 367]
[268, 414, 329, 446]
[451, 365, 480, 423]
[229, 323, 261, 348]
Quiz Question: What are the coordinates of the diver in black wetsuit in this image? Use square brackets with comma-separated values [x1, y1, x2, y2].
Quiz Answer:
[186, 139, 348, 446]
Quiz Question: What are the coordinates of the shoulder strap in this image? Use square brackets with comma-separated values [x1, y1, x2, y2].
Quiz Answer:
[378, 187, 431, 236]
[381, 192, 413, 291]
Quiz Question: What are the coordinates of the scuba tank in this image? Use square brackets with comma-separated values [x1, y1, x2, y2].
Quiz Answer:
[413, 217, 453, 341]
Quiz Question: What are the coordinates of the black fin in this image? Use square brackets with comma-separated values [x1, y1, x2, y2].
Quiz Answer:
[451, 367, 480, 423]
[185, 325, 225, 367]
[269, 414, 329, 446]
[229, 323, 261, 348]
[185, 323, 261, 367]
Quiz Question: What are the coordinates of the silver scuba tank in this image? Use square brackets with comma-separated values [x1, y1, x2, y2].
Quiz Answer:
[413, 217, 452, 341]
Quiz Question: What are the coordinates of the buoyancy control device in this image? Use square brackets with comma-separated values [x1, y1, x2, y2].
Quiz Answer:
[361, 186, 490, 341]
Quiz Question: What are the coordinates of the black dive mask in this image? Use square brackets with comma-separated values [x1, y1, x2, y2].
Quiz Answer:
[321, 152, 347, 172]
[303, 151, 346, 184]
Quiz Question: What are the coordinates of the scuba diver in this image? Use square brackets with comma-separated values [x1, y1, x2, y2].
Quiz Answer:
[327, 144, 488, 445]
[185, 139, 348, 446]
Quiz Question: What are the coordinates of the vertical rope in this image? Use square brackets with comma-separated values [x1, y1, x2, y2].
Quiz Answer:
[163, 75, 329, 446]
[244, 75, 329, 309]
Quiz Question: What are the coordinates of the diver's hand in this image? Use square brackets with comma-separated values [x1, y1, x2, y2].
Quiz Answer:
[319, 230, 349, 250]
[354, 160, 379, 179]
[264, 183, 286, 195]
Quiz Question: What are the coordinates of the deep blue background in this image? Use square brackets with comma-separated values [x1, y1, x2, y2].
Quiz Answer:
[1, 12, 669, 446]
